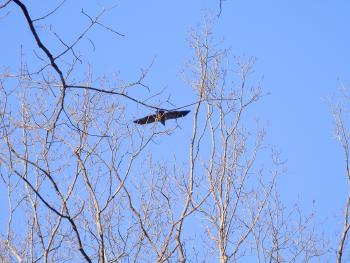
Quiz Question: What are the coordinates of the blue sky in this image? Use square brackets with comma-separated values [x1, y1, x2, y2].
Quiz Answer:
[88, 0, 349, 221]
[2, 0, 350, 255]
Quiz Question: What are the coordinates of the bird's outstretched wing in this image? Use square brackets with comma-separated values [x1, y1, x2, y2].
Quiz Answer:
[164, 110, 191, 120]
[133, 114, 158, 125]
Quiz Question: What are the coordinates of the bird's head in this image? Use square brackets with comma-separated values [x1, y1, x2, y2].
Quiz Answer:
[156, 109, 166, 116]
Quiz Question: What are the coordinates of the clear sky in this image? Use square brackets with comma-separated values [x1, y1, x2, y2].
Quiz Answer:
[2, 0, 350, 257]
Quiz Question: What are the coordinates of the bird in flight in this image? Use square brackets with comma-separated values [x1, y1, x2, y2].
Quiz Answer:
[133, 110, 190, 125]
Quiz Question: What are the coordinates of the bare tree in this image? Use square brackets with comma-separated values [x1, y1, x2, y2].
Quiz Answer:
[177, 22, 327, 263]
[0, 1, 327, 262]
[179, 24, 269, 262]
[331, 88, 350, 263]
[0, 1, 161, 262]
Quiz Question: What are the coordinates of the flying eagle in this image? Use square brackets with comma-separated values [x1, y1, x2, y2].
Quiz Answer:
[133, 110, 190, 125]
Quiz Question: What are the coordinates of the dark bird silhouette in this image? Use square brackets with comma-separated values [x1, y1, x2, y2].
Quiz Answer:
[133, 110, 190, 125]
